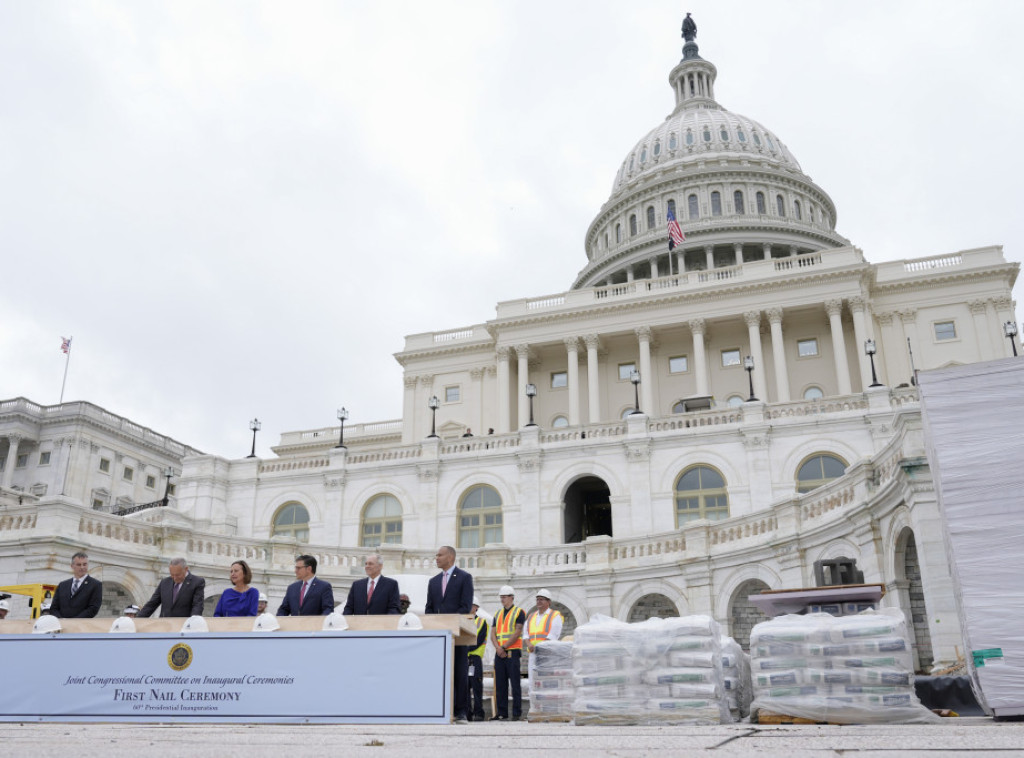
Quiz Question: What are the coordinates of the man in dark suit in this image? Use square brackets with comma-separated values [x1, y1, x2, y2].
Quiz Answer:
[137, 558, 206, 618]
[277, 554, 335, 616]
[49, 551, 102, 618]
[343, 553, 401, 615]
[424, 545, 474, 724]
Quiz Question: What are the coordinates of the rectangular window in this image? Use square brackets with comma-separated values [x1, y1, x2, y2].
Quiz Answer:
[445, 385, 460, 403]
[797, 338, 819, 357]
[123, 466, 134, 482]
[550, 371, 567, 388]
[92, 499, 104, 510]
[669, 355, 688, 373]
[38, 451, 51, 465]
[618, 362, 636, 381]
[720, 349, 741, 367]
[145, 475, 156, 489]
[16, 454, 28, 468]
[934, 321, 957, 341]
[99, 458, 111, 473]
[167, 483, 177, 496]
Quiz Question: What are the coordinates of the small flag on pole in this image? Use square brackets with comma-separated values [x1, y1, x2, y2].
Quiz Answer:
[667, 206, 685, 250]
[60, 337, 72, 354]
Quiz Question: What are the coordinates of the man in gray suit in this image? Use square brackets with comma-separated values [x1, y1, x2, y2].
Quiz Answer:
[137, 557, 205, 618]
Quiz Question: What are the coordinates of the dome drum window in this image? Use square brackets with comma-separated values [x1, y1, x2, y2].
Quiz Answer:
[629, 214, 638, 237]
[685, 130, 694, 146]
[653, 140, 661, 157]
[737, 128, 747, 143]
[756, 192, 766, 214]
[711, 191, 722, 216]
[646, 206, 656, 230]
[669, 133, 678, 150]
[640, 147, 647, 164]
[719, 127, 729, 141]
[734, 190, 745, 215]
[687, 194, 699, 220]
[776, 195, 786, 217]
[702, 127, 712, 142]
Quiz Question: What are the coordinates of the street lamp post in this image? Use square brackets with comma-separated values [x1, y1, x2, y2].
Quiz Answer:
[161, 466, 174, 507]
[247, 418, 261, 458]
[525, 383, 538, 427]
[427, 396, 440, 438]
[743, 356, 758, 402]
[629, 370, 642, 415]
[1004, 321, 1019, 357]
[335, 407, 349, 448]
[865, 339, 882, 387]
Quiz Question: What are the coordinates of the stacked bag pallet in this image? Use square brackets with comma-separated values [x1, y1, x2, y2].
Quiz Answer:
[721, 636, 752, 720]
[572, 614, 734, 725]
[749, 608, 939, 724]
[528, 641, 575, 722]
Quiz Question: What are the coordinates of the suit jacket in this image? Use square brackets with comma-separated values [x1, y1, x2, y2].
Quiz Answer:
[49, 575, 103, 619]
[137, 573, 206, 618]
[424, 566, 474, 615]
[277, 577, 335, 616]
[342, 575, 401, 615]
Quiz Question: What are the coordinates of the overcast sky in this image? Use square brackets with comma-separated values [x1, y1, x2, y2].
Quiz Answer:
[2, 1, 1022, 458]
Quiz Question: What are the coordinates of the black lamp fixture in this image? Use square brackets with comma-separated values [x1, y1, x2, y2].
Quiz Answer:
[629, 370, 642, 415]
[161, 466, 174, 507]
[525, 383, 538, 427]
[1004, 321, 1019, 357]
[427, 395, 440, 438]
[247, 418, 261, 458]
[864, 339, 883, 387]
[743, 356, 758, 402]
[335, 407, 349, 448]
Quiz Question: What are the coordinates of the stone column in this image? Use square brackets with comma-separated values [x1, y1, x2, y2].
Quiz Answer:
[402, 375, 418, 443]
[565, 337, 581, 426]
[649, 257, 659, 279]
[849, 296, 872, 391]
[676, 251, 685, 275]
[733, 242, 743, 265]
[766, 307, 791, 402]
[704, 245, 714, 271]
[992, 296, 1016, 357]
[515, 344, 531, 429]
[899, 309, 919, 384]
[626, 265, 634, 283]
[875, 311, 905, 386]
[743, 310, 768, 400]
[636, 326, 654, 415]
[825, 299, 853, 395]
[688, 318, 709, 396]
[584, 334, 601, 424]
[496, 347, 511, 433]
[968, 300, 993, 361]
[2, 434, 21, 489]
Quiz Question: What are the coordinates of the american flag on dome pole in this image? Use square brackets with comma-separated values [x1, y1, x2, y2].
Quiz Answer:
[667, 206, 685, 251]
[59, 336, 72, 404]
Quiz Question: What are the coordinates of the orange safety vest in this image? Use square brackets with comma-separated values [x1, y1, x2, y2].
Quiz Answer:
[527, 609, 562, 645]
[494, 605, 523, 650]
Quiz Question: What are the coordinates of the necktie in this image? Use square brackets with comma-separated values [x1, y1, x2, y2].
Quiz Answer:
[367, 579, 375, 604]
[172, 582, 181, 604]
[299, 581, 307, 607]
[442, 571, 449, 597]
[71, 579, 81, 597]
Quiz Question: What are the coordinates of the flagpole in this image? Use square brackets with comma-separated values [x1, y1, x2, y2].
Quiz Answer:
[59, 337, 72, 404]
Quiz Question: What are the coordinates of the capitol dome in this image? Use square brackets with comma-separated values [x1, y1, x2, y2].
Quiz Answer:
[573, 20, 850, 289]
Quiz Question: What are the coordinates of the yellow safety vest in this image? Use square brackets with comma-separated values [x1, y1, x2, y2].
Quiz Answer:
[469, 615, 488, 658]
[494, 605, 523, 650]
[527, 609, 562, 645]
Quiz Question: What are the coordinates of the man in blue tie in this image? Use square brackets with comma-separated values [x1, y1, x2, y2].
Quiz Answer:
[49, 552, 103, 618]
[425, 545, 474, 724]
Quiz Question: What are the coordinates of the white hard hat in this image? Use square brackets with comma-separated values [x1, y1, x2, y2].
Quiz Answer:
[181, 615, 209, 633]
[110, 616, 137, 633]
[536, 588, 552, 600]
[123, 605, 140, 616]
[258, 593, 268, 603]
[397, 611, 423, 630]
[322, 612, 349, 631]
[41, 600, 52, 611]
[472, 595, 481, 607]
[498, 585, 515, 597]
[253, 613, 280, 632]
[32, 615, 62, 634]
[0, 599, 9, 611]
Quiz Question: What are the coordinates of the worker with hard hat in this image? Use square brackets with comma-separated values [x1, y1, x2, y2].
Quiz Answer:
[257, 593, 268, 615]
[0, 599, 9, 620]
[489, 585, 525, 721]
[467, 595, 489, 721]
[123, 604, 140, 617]
[525, 588, 564, 688]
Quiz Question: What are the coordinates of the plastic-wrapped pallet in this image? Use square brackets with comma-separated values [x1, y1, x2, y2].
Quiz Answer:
[572, 615, 647, 725]
[749, 609, 939, 724]
[720, 636, 752, 720]
[528, 641, 574, 722]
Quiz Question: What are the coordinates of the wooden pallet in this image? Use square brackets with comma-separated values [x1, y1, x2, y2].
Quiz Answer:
[527, 713, 572, 723]
[755, 709, 833, 725]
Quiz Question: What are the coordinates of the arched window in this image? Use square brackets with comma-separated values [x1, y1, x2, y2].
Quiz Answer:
[603, 233, 608, 249]
[685, 130, 694, 146]
[803, 386, 824, 400]
[793, 200, 802, 220]
[737, 127, 747, 143]
[756, 192, 766, 214]
[765, 134, 776, 151]
[361, 494, 403, 547]
[752, 132, 762, 147]
[667, 199, 676, 217]
[726, 395, 745, 407]
[796, 454, 848, 493]
[711, 191, 722, 216]
[688, 194, 699, 219]
[552, 415, 569, 428]
[646, 206, 656, 230]
[615, 223, 622, 243]
[776, 195, 786, 217]
[734, 190, 745, 215]
[629, 214, 637, 237]
[640, 147, 647, 164]
[702, 127, 712, 142]
[272, 502, 310, 542]
[458, 485, 503, 548]
[719, 126, 729, 141]
[809, 205, 815, 223]
[669, 133, 678, 150]
[628, 155, 634, 171]
[675, 466, 729, 526]
[653, 140, 661, 157]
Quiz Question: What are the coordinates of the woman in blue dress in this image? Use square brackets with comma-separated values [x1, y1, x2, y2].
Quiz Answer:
[213, 560, 259, 617]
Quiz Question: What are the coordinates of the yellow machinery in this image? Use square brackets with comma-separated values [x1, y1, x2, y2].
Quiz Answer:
[0, 583, 58, 619]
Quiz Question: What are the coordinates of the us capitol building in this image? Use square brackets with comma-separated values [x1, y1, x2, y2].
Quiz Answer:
[1, 18, 1017, 672]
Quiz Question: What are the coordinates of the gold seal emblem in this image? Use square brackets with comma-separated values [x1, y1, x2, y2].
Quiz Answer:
[167, 642, 193, 671]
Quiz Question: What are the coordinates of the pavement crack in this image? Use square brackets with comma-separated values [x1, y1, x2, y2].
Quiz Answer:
[710, 727, 757, 749]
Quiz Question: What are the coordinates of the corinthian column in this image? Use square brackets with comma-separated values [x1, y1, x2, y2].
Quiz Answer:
[688, 319, 709, 396]
[743, 310, 768, 400]
[584, 334, 601, 423]
[565, 337, 581, 426]
[515, 344, 531, 429]
[825, 299, 852, 395]
[848, 296, 872, 391]
[2, 434, 22, 489]
[766, 307, 791, 401]
[496, 347, 511, 433]
[635, 326, 654, 415]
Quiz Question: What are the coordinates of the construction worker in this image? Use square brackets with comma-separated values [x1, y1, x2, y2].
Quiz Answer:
[467, 596, 489, 721]
[0, 599, 9, 620]
[489, 585, 525, 721]
[525, 588, 564, 686]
